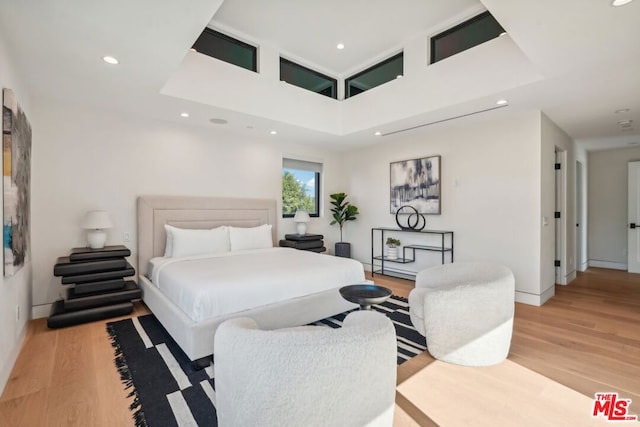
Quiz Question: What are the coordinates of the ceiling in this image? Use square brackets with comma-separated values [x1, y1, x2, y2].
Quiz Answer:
[0, 0, 638, 151]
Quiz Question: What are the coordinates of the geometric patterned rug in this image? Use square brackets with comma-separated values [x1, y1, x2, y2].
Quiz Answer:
[107, 295, 426, 427]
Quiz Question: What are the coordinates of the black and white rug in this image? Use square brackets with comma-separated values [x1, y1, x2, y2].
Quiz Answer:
[107, 295, 426, 427]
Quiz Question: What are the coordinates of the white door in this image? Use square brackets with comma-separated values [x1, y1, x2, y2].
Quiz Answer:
[628, 161, 640, 273]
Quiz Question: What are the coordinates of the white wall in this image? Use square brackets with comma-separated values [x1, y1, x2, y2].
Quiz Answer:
[540, 113, 575, 288]
[342, 110, 550, 304]
[30, 101, 348, 317]
[588, 146, 640, 269]
[0, 32, 33, 394]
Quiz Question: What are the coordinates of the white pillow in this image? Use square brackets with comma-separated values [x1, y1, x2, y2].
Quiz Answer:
[163, 224, 174, 257]
[164, 224, 230, 257]
[229, 224, 273, 251]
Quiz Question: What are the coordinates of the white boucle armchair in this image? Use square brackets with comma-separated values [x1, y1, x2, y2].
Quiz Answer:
[214, 310, 397, 427]
[409, 262, 515, 367]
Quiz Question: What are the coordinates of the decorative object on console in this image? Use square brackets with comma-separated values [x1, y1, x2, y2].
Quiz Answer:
[329, 192, 359, 258]
[390, 155, 440, 215]
[2, 88, 32, 277]
[293, 210, 310, 235]
[279, 233, 326, 252]
[81, 210, 113, 249]
[395, 205, 426, 231]
[48, 245, 140, 328]
[386, 237, 401, 260]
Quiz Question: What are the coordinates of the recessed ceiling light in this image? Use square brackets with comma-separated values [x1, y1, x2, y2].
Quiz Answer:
[496, 99, 508, 106]
[180, 112, 190, 118]
[618, 119, 634, 126]
[374, 131, 382, 136]
[209, 118, 228, 125]
[336, 43, 345, 50]
[615, 108, 630, 114]
[102, 56, 119, 65]
[612, 0, 633, 6]
[270, 130, 277, 135]
[246, 125, 254, 129]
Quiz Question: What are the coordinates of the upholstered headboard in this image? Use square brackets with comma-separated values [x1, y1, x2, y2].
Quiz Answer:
[137, 195, 278, 277]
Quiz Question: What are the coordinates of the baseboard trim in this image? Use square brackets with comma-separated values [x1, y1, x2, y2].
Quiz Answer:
[515, 286, 555, 306]
[557, 270, 577, 286]
[588, 260, 627, 271]
[32, 303, 52, 320]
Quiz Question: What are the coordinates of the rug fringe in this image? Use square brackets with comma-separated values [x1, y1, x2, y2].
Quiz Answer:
[107, 323, 148, 427]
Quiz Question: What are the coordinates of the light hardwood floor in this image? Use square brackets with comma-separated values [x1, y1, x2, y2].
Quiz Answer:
[1, 268, 638, 426]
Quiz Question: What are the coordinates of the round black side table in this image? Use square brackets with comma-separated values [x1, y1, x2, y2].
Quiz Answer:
[339, 284, 392, 310]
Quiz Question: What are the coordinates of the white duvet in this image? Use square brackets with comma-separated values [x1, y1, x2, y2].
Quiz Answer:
[149, 247, 365, 322]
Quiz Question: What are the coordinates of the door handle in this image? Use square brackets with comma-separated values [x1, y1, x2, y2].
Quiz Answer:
[631, 223, 637, 229]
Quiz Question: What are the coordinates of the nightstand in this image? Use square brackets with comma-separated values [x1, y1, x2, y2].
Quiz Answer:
[279, 234, 326, 253]
[47, 245, 141, 328]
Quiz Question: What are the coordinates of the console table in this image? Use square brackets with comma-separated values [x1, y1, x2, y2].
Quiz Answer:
[371, 227, 454, 280]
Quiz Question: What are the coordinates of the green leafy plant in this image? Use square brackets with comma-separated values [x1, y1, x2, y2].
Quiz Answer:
[329, 192, 359, 242]
[386, 237, 401, 247]
[282, 171, 315, 215]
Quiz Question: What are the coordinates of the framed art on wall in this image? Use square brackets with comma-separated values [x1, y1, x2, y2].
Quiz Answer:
[3, 88, 32, 277]
[390, 155, 440, 214]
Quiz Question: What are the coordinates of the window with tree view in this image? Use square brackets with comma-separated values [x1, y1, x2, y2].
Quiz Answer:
[282, 158, 321, 218]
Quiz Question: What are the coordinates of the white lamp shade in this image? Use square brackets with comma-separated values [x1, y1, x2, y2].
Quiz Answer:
[81, 210, 113, 230]
[293, 210, 310, 222]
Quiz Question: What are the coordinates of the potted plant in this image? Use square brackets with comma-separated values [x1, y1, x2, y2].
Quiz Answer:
[329, 192, 359, 258]
[386, 237, 401, 260]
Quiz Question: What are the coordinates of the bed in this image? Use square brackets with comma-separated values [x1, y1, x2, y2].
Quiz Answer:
[137, 195, 362, 361]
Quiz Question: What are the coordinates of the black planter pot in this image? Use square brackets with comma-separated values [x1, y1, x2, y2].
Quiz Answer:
[335, 242, 351, 258]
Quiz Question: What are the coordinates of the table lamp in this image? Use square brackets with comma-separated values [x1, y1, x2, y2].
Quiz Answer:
[81, 210, 113, 249]
[293, 210, 310, 235]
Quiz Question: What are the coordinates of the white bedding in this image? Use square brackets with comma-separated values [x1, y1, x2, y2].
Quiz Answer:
[149, 247, 365, 322]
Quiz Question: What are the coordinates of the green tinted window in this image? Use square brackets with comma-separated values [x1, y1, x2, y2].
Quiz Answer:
[345, 53, 403, 99]
[280, 58, 337, 99]
[192, 28, 257, 72]
[431, 11, 505, 64]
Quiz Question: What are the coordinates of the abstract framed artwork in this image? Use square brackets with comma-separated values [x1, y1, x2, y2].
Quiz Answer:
[390, 155, 441, 214]
[3, 88, 32, 276]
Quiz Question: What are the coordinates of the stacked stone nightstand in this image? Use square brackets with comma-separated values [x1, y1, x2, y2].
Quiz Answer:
[279, 234, 326, 253]
[47, 245, 141, 328]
